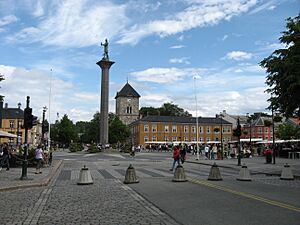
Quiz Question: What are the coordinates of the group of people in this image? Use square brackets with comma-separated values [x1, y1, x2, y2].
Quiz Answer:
[0, 142, 50, 174]
[170, 145, 187, 171]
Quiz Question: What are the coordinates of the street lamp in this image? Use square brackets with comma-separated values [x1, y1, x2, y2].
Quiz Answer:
[271, 100, 276, 164]
[237, 117, 242, 166]
[246, 113, 252, 156]
[219, 112, 224, 160]
[193, 76, 199, 160]
[42, 106, 47, 148]
[48, 69, 53, 151]
[16, 103, 21, 147]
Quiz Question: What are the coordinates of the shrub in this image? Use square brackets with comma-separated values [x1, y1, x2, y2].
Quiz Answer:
[88, 143, 99, 153]
[69, 143, 83, 152]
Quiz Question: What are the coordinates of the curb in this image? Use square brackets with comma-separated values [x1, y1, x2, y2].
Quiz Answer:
[0, 160, 63, 192]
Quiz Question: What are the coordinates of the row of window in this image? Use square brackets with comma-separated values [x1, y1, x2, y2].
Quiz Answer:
[246, 127, 273, 134]
[143, 125, 231, 134]
[7, 120, 23, 129]
[144, 136, 231, 143]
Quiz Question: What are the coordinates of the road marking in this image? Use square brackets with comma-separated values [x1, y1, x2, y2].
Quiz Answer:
[188, 178, 300, 213]
[103, 153, 125, 159]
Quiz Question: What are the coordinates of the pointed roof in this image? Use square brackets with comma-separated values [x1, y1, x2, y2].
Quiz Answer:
[115, 82, 140, 99]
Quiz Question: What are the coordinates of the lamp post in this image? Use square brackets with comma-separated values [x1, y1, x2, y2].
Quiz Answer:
[246, 113, 253, 156]
[193, 76, 199, 160]
[16, 103, 21, 147]
[271, 103, 276, 164]
[48, 69, 52, 151]
[219, 113, 224, 160]
[237, 117, 242, 166]
[42, 106, 47, 148]
[20, 96, 30, 180]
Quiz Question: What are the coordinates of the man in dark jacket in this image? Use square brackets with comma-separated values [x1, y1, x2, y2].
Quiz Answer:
[0, 143, 10, 171]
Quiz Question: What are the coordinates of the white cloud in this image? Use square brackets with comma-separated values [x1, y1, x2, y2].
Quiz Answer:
[169, 57, 190, 64]
[178, 35, 185, 41]
[223, 51, 253, 61]
[118, 0, 257, 44]
[0, 64, 98, 122]
[249, 0, 277, 14]
[222, 34, 228, 41]
[131, 67, 206, 83]
[0, 15, 18, 27]
[130, 63, 269, 118]
[7, 0, 129, 48]
[170, 45, 185, 49]
[141, 94, 172, 108]
[32, 0, 45, 17]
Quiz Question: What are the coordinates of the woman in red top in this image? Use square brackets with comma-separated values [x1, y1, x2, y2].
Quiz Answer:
[170, 146, 180, 171]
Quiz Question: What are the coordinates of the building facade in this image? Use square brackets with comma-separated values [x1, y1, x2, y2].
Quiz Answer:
[115, 82, 140, 125]
[0, 100, 41, 146]
[129, 115, 232, 146]
[241, 114, 282, 141]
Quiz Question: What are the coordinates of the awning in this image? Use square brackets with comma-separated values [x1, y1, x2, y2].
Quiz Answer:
[0, 130, 18, 138]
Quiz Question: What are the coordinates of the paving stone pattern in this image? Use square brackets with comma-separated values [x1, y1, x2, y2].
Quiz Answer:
[0, 165, 180, 225]
[0, 188, 43, 224]
[38, 178, 179, 225]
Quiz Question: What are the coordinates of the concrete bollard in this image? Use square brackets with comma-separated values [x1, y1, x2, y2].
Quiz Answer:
[77, 165, 93, 185]
[236, 164, 252, 181]
[280, 163, 294, 180]
[124, 164, 139, 184]
[208, 163, 223, 181]
[172, 165, 187, 182]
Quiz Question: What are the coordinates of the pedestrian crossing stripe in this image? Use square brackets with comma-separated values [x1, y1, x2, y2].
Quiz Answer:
[188, 178, 300, 213]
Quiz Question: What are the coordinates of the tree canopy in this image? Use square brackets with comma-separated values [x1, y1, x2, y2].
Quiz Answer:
[51, 114, 78, 147]
[277, 123, 300, 140]
[109, 117, 131, 144]
[140, 102, 192, 117]
[260, 14, 300, 118]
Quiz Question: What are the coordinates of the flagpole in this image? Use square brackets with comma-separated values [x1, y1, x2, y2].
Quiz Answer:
[48, 69, 52, 150]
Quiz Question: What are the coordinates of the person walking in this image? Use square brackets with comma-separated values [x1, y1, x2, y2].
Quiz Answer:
[0, 143, 10, 171]
[180, 145, 187, 164]
[35, 145, 44, 174]
[204, 144, 209, 159]
[211, 144, 217, 160]
[170, 146, 180, 171]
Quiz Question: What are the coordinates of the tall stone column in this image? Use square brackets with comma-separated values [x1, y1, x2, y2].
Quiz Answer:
[96, 59, 114, 147]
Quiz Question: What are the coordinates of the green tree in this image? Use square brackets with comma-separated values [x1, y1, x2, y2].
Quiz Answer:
[277, 123, 300, 140]
[87, 112, 100, 143]
[140, 102, 191, 117]
[159, 102, 191, 117]
[109, 117, 131, 144]
[75, 121, 90, 143]
[260, 14, 300, 118]
[51, 114, 77, 147]
[139, 106, 160, 117]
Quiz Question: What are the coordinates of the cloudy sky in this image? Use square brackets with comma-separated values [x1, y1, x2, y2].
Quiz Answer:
[0, 0, 298, 123]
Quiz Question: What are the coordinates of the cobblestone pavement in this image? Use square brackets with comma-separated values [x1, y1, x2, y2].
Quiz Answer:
[1, 153, 300, 225]
[0, 161, 180, 225]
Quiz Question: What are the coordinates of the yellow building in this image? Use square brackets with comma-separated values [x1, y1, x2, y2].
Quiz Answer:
[0, 101, 41, 146]
[129, 115, 232, 146]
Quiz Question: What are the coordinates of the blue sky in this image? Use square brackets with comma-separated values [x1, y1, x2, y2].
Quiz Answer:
[0, 0, 298, 123]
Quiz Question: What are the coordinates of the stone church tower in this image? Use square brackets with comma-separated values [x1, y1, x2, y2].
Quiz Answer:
[115, 82, 140, 125]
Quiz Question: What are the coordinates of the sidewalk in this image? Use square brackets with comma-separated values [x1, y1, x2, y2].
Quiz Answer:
[0, 159, 63, 192]
[186, 155, 300, 178]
